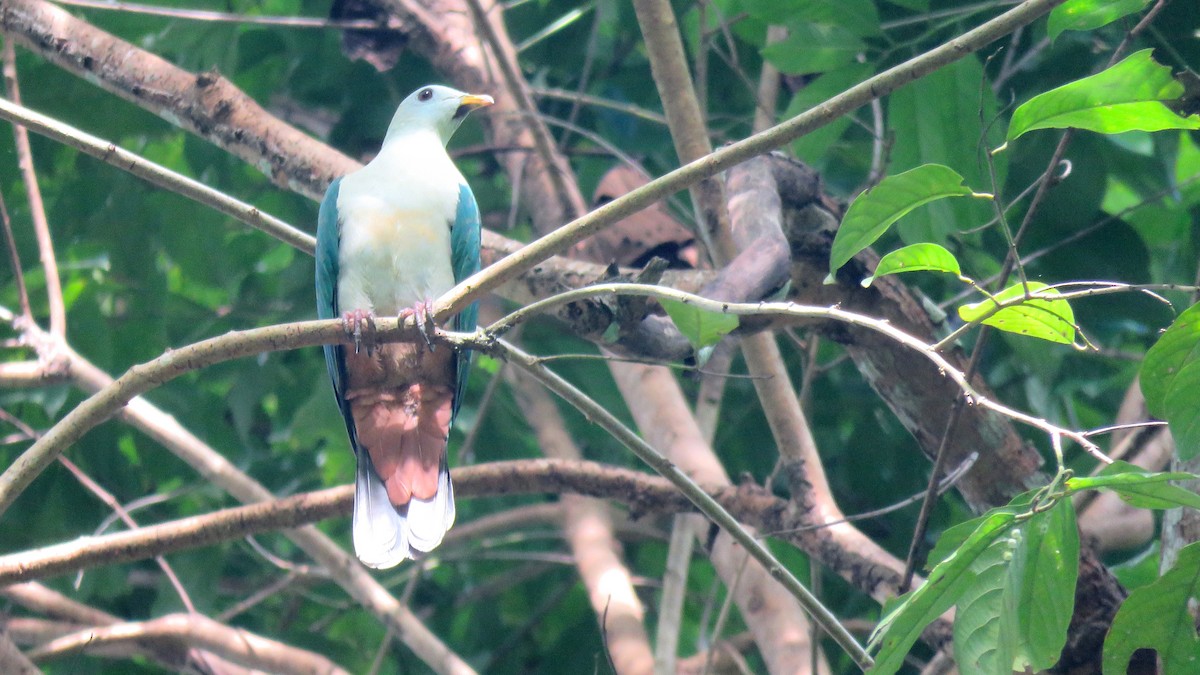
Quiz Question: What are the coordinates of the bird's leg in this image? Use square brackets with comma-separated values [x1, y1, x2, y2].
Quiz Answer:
[400, 300, 437, 350]
[341, 309, 377, 355]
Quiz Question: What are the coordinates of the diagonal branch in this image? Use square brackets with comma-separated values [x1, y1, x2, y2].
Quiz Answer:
[494, 340, 874, 669]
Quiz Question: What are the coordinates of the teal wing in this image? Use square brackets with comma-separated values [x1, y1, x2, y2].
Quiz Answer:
[450, 182, 482, 422]
[315, 178, 356, 441]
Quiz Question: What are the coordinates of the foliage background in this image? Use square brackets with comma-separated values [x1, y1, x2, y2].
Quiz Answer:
[1, 0, 1198, 673]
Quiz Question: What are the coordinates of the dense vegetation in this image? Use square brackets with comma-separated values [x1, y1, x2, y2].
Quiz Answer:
[1, 0, 1199, 673]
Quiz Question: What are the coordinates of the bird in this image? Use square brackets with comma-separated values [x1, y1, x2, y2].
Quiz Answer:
[316, 84, 492, 568]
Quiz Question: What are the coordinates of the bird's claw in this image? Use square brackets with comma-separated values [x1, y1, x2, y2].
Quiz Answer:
[341, 309, 377, 355]
[401, 300, 438, 351]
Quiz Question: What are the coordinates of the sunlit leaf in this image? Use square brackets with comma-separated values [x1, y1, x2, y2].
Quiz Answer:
[957, 282, 1076, 344]
[1103, 541, 1200, 674]
[659, 298, 739, 350]
[829, 164, 974, 274]
[1008, 50, 1200, 141]
[862, 243, 962, 287]
[1047, 0, 1152, 40]
[1067, 460, 1200, 509]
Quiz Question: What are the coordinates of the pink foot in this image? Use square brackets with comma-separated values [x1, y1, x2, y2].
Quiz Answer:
[400, 299, 437, 350]
[341, 309, 376, 354]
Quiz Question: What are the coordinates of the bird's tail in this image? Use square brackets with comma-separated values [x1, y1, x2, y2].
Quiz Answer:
[351, 453, 455, 568]
[349, 383, 457, 568]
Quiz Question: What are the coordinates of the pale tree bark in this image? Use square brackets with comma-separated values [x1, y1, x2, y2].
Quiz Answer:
[508, 369, 656, 675]
[0, 631, 38, 675]
[26, 613, 349, 675]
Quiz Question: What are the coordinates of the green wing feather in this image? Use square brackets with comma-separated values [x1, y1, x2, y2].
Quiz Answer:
[450, 183, 482, 421]
[315, 178, 356, 442]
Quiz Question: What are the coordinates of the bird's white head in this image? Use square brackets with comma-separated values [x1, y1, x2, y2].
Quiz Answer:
[383, 84, 494, 147]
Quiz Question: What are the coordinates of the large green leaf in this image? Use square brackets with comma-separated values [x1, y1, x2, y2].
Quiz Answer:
[1103, 541, 1200, 674]
[1141, 302, 1200, 417]
[1067, 461, 1200, 509]
[760, 22, 864, 75]
[952, 500, 1077, 674]
[952, 530, 1022, 674]
[1012, 499, 1079, 671]
[957, 282, 1077, 344]
[1047, 0, 1152, 39]
[1164, 359, 1200, 459]
[1008, 49, 1200, 141]
[889, 57, 1002, 244]
[785, 63, 873, 167]
[862, 243, 962, 287]
[868, 511, 1016, 674]
[829, 164, 974, 274]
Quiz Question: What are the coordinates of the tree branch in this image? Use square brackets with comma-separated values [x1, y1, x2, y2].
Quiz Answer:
[26, 613, 349, 675]
[507, 370, 655, 675]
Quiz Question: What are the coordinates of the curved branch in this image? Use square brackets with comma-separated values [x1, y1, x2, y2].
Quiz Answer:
[27, 613, 349, 675]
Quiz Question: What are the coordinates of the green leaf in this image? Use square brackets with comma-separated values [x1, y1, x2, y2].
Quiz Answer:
[829, 165, 974, 273]
[862, 243, 962, 287]
[1103, 541, 1200, 674]
[888, 57, 1002, 245]
[957, 282, 1076, 344]
[786, 63, 873, 167]
[1011, 499, 1078, 671]
[1141, 302, 1200, 417]
[1008, 50, 1200, 141]
[659, 298, 739, 350]
[1047, 0, 1152, 40]
[868, 511, 1016, 673]
[1111, 543, 1161, 590]
[952, 529, 1022, 674]
[1165, 358, 1200, 459]
[950, 499, 1077, 674]
[760, 22, 864, 75]
[1067, 460, 1200, 509]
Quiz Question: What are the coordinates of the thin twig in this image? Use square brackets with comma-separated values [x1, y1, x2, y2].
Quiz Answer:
[54, 455, 197, 613]
[0, 186, 31, 320]
[3, 42, 64, 337]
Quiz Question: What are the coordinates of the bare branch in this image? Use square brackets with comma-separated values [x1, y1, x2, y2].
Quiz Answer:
[27, 613, 350, 675]
[2, 41, 63, 337]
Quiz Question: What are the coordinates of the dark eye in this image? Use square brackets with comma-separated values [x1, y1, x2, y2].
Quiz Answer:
[418, 88, 433, 102]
